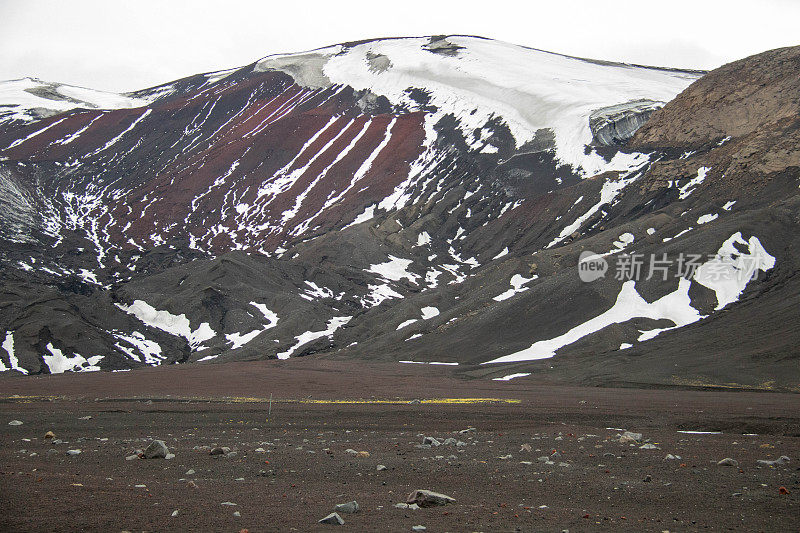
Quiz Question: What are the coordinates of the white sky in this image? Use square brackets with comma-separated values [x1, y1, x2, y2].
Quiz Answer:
[1, 0, 798, 93]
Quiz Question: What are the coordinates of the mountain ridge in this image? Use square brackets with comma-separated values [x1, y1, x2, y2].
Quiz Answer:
[0, 37, 797, 391]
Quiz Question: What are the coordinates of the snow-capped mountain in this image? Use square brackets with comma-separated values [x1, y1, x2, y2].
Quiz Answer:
[0, 36, 797, 391]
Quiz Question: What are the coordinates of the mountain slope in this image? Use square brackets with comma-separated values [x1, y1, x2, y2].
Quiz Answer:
[0, 36, 797, 390]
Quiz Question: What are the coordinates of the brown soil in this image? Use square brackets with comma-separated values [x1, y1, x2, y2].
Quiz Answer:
[1, 360, 798, 532]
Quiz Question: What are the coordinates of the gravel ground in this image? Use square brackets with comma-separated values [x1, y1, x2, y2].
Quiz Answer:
[1, 359, 798, 532]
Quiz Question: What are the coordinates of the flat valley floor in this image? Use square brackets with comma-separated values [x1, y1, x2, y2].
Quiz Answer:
[1, 359, 798, 532]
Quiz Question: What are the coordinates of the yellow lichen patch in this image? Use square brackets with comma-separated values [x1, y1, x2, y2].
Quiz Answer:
[0, 394, 521, 405]
[296, 397, 519, 405]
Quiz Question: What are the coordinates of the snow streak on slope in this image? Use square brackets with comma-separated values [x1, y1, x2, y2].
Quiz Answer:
[115, 300, 216, 351]
[277, 316, 351, 359]
[256, 36, 700, 174]
[485, 234, 775, 364]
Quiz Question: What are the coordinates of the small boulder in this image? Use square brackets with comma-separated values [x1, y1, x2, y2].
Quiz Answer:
[618, 431, 642, 444]
[319, 512, 344, 525]
[422, 437, 441, 447]
[44, 431, 56, 439]
[377, 464, 388, 471]
[757, 455, 790, 467]
[66, 449, 81, 456]
[335, 501, 360, 514]
[143, 440, 169, 459]
[717, 458, 739, 467]
[407, 489, 456, 507]
[412, 526, 427, 532]
[209, 446, 230, 456]
[8, 420, 23, 426]
[395, 502, 420, 510]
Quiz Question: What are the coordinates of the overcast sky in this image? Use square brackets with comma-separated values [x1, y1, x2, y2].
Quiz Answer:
[1, 0, 798, 93]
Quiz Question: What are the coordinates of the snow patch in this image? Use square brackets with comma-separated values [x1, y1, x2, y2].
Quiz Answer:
[116, 300, 216, 351]
[678, 166, 710, 200]
[1, 332, 28, 374]
[366, 256, 420, 284]
[43, 343, 102, 374]
[277, 316, 351, 359]
[493, 274, 537, 302]
[492, 373, 531, 381]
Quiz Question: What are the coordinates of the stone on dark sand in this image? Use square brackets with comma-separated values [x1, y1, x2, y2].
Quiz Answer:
[319, 512, 344, 525]
[757, 455, 790, 466]
[407, 489, 456, 507]
[619, 431, 642, 444]
[143, 440, 169, 459]
[209, 446, 230, 456]
[717, 458, 739, 467]
[334, 501, 360, 514]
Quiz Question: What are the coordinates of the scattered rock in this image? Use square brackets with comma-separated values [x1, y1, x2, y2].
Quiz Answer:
[171, 510, 179, 517]
[664, 454, 681, 460]
[394, 503, 420, 510]
[618, 431, 642, 444]
[143, 440, 169, 459]
[779, 486, 790, 495]
[233, 511, 241, 517]
[319, 512, 345, 525]
[423, 437, 441, 447]
[185, 469, 195, 475]
[66, 449, 81, 456]
[356, 451, 370, 458]
[377, 464, 388, 471]
[125, 454, 139, 461]
[221, 502, 237, 506]
[412, 526, 427, 532]
[78, 416, 92, 420]
[520, 443, 532, 452]
[210, 447, 230, 456]
[643, 474, 652, 482]
[407, 489, 456, 507]
[8, 420, 23, 426]
[44, 431, 55, 439]
[408, 399, 421, 405]
[640, 443, 660, 450]
[717, 458, 739, 467]
[757, 456, 790, 466]
[335, 501, 360, 514]
[165, 453, 175, 460]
